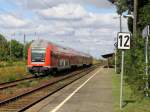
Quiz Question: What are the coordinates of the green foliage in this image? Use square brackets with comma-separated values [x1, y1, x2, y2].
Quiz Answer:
[115, 0, 128, 14]
[0, 34, 31, 64]
[9, 39, 23, 59]
[115, 0, 150, 97]
[139, 3, 150, 28]
[0, 65, 27, 83]
[113, 70, 150, 112]
[7, 75, 17, 82]
[124, 35, 146, 96]
[0, 34, 9, 60]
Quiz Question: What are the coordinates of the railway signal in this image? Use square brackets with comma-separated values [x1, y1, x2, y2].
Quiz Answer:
[117, 32, 131, 109]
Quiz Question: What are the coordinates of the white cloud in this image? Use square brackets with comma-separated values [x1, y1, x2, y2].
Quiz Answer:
[0, 1, 128, 58]
[38, 4, 89, 20]
[0, 14, 29, 28]
[13, 0, 112, 10]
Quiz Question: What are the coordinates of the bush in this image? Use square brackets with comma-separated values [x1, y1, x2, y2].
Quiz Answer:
[124, 34, 149, 96]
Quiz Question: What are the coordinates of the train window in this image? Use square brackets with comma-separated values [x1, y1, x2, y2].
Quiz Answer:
[52, 52, 55, 58]
[65, 60, 67, 66]
[63, 60, 65, 66]
[59, 59, 68, 67]
[59, 59, 63, 66]
[31, 48, 46, 62]
[66, 60, 69, 66]
[51, 52, 54, 57]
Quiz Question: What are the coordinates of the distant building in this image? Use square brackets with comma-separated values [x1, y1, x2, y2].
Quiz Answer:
[102, 53, 114, 68]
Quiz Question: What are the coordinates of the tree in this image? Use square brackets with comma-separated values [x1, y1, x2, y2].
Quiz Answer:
[115, 0, 150, 96]
[0, 34, 9, 61]
[116, 0, 128, 14]
[24, 42, 31, 60]
[9, 40, 23, 60]
[0, 34, 32, 64]
[139, 3, 150, 29]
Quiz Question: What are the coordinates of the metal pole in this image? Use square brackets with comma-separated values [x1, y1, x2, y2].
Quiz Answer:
[119, 14, 124, 109]
[115, 14, 122, 74]
[35, 32, 37, 40]
[120, 50, 124, 109]
[120, 15, 122, 32]
[145, 35, 148, 96]
[145, 26, 149, 97]
[10, 36, 12, 61]
[115, 50, 117, 73]
[23, 34, 26, 61]
[133, 0, 137, 37]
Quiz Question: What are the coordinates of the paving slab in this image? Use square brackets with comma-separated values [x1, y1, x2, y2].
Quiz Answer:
[25, 67, 113, 112]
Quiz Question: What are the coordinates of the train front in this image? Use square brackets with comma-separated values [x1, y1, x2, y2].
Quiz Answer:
[27, 40, 51, 75]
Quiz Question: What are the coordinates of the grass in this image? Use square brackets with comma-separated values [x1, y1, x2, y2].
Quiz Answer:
[0, 65, 28, 83]
[0, 61, 27, 67]
[112, 71, 150, 112]
[18, 80, 39, 88]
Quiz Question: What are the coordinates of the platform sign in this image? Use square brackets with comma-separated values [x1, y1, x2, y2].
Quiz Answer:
[142, 25, 149, 38]
[117, 32, 131, 50]
[117, 32, 131, 110]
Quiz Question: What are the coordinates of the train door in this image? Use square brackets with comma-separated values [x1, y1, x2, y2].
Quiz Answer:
[51, 51, 58, 67]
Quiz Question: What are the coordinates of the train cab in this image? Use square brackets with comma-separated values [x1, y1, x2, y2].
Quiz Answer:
[27, 40, 51, 74]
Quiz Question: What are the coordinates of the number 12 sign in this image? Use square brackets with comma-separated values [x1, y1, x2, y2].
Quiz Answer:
[117, 32, 131, 50]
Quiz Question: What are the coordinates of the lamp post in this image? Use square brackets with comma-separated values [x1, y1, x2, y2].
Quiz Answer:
[113, 15, 122, 74]
[113, 15, 124, 110]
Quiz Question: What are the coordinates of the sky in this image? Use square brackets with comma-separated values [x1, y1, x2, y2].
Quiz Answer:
[0, 0, 128, 58]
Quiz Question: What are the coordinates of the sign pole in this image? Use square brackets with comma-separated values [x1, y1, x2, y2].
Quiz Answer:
[145, 25, 149, 97]
[119, 14, 123, 109]
[145, 34, 149, 96]
[118, 32, 130, 109]
[142, 25, 149, 97]
[120, 50, 124, 109]
[115, 50, 117, 73]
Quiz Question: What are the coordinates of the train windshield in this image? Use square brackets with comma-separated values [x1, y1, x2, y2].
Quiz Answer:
[31, 48, 46, 62]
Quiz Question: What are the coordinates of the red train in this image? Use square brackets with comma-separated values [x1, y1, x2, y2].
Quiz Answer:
[27, 40, 92, 75]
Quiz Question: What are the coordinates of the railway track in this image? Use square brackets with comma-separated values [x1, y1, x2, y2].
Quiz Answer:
[0, 76, 35, 90]
[0, 66, 97, 112]
[0, 67, 84, 90]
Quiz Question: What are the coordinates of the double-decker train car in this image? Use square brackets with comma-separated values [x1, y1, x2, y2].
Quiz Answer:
[27, 40, 92, 75]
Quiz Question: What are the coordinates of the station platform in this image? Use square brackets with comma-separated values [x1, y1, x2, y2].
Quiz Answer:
[26, 67, 113, 112]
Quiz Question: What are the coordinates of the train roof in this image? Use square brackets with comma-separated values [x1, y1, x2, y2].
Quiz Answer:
[31, 40, 50, 48]
[30, 40, 92, 58]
